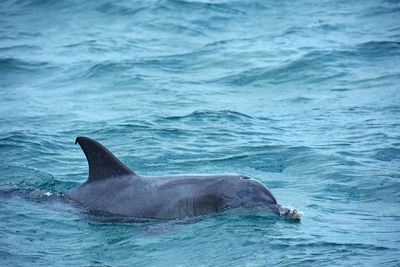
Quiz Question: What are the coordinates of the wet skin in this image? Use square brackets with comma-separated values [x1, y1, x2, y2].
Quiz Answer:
[66, 137, 301, 221]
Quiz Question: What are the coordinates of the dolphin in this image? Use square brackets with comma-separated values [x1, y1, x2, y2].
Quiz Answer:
[66, 137, 301, 221]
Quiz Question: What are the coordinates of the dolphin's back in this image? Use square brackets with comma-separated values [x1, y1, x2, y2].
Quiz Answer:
[68, 136, 234, 218]
[66, 174, 229, 218]
[66, 137, 293, 220]
[66, 175, 152, 217]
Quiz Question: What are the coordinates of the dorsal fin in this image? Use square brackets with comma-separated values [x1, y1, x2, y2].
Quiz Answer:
[75, 136, 134, 182]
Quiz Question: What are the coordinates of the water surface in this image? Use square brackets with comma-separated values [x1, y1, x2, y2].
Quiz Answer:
[1, 0, 400, 266]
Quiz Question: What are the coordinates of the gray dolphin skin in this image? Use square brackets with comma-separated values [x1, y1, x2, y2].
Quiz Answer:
[66, 137, 301, 221]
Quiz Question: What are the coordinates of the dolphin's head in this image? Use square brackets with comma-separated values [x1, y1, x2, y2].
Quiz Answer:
[222, 175, 301, 221]
[219, 174, 276, 208]
[235, 175, 277, 206]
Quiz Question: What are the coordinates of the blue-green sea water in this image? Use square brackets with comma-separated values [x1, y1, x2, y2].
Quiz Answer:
[1, 0, 400, 266]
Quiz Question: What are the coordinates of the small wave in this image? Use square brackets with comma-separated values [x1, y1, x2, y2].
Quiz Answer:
[354, 41, 400, 59]
[293, 241, 391, 251]
[79, 60, 135, 79]
[283, 96, 314, 103]
[156, 0, 245, 16]
[0, 57, 52, 73]
[79, 55, 196, 80]
[362, 4, 400, 17]
[160, 110, 253, 122]
[316, 176, 400, 203]
[215, 41, 400, 86]
[96, 2, 147, 16]
[62, 40, 98, 49]
[214, 50, 345, 86]
[0, 44, 41, 52]
[160, 144, 315, 174]
[0, 163, 78, 193]
[374, 147, 400, 162]
[115, 118, 154, 129]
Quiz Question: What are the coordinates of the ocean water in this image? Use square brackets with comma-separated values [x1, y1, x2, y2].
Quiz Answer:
[1, 0, 400, 266]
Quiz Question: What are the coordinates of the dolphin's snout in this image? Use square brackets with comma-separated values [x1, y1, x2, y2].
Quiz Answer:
[270, 204, 302, 221]
[285, 209, 301, 221]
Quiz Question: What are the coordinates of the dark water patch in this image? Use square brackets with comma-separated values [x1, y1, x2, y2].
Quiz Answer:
[61, 40, 114, 54]
[316, 22, 345, 32]
[362, 4, 400, 17]
[96, 2, 147, 16]
[159, 0, 246, 16]
[0, 44, 41, 52]
[216, 42, 400, 87]
[160, 110, 253, 123]
[155, 144, 317, 175]
[374, 147, 400, 162]
[0, 131, 64, 151]
[215, 50, 347, 86]
[14, 0, 90, 14]
[78, 60, 136, 80]
[0, 164, 58, 188]
[330, 87, 350, 92]
[0, 185, 66, 204]
[147, 20, 209, 37]
[0, 57, 52, 73]
[354, 41, 400, 59]
[350, 73, 400, 88]
[77, 53, 212, 81]
[63, 40, 100, 49]
[203, 37, 257, 49]
[0, 0, 29, 15]
[315, 176, 400, 203]
[282, 96, 314, 103]
[114, 118, 154, 129]
[293, 241, 391, 251]
[0, 57, 58, 87]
